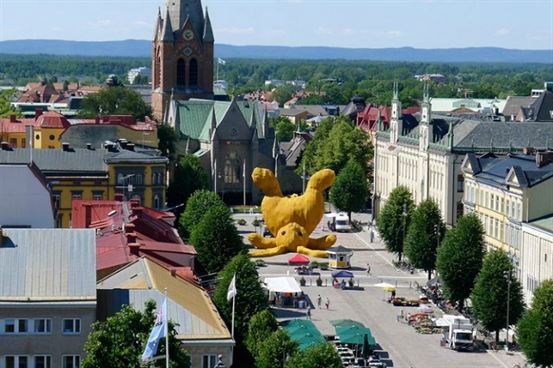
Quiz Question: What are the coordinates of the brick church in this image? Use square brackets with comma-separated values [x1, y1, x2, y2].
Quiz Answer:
[151, 0, 214, 120]
[151, 0, 280, 204]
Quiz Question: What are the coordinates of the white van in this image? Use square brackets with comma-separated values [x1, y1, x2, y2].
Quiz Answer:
[335, 212, 352, 232]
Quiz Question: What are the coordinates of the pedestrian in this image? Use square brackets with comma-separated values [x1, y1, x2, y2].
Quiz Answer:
[306, 306, 311, 319]
[317, 294, 322, 308]
[366, 263, 371, 275]
[325, 297, 330, 310]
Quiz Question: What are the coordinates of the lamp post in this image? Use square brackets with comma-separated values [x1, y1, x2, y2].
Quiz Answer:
[504, 269, 512, 352]
[432, 224, 441, 280]
[401, 203, 407, 263]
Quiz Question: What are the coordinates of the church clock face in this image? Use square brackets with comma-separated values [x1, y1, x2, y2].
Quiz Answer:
[183, 47, 193, 56]
[183, 29, 194, 41]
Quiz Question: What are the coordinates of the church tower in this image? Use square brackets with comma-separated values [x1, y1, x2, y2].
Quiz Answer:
[152, 0, 214, 121]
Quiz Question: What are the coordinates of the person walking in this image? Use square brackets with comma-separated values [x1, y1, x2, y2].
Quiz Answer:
[366, 263, 371, 276]
[317, 294, 322, 308]
[306, 306, 311, 319]
[325, 297, 330, 310]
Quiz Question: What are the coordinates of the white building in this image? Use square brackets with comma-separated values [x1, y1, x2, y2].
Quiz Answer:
[374, 84, 553, 226]
[521, 217, 553, 304]
[0, 163, 55, 228]
[127, 67, 151, 84]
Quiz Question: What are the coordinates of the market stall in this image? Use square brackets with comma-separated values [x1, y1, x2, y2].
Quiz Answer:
[264, 276, 305, 308]
[327, 245, 353, 269]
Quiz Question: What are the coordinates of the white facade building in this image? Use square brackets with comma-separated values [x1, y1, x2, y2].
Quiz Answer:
[521, 218, 553, 304]
[127, 67, 151, 84]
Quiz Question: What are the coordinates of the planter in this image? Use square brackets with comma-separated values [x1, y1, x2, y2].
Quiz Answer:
[316, 277, 323, 287]
[300, 277, 306, 286]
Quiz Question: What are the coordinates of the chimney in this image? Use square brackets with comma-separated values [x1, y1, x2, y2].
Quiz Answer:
[126, 143, 135, 151]
[114, 193, 124, 202]
[129, 199, 140, 208]
[124, 223, 135, 234]
[523, 147, 534, 155]
[9, 114, 17, 123]
[536, 151, 553, 168]
[1, 142, 10, 150]
[128, 242, 141, 256]
[62, 142, 70, 151]
[86, 143, 93, 150]
[26, 125, 34, 149]
[126, 232, 137, 244]
[170, 268, 177, 277]
[35, 108, 43, 118]
[133, 207, 143, 216]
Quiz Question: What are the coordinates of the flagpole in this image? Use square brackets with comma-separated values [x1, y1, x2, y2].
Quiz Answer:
[165, 288, 169, 368]
[231, 292, 236, 339]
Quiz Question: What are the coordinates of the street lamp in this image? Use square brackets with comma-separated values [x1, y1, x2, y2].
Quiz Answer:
[401, 203, 408, 263]
[503, 269, 512, 352]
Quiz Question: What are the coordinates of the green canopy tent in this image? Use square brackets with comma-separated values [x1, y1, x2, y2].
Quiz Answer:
[332, 320, 377, 347]
[281, 319, 325, 351]
[330, 319, 364, 328]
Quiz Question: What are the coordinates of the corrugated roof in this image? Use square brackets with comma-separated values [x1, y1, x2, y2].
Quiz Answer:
[0, 148, 107, 173]
[0, 228, 96, 301]
[98, 258, 231, 340]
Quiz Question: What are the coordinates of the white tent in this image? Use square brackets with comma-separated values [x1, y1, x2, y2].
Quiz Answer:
[264, 277, 302, 293]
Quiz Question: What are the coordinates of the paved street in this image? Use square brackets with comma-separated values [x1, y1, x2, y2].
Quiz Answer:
[234, 212, 527, 368]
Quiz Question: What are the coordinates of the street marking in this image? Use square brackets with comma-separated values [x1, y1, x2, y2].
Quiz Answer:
[486, 350, 510, 368]
[354, 232, 396, 268]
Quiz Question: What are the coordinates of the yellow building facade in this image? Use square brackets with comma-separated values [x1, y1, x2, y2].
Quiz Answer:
[0, 145, 167, 228]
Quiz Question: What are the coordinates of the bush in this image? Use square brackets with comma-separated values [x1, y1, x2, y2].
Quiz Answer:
[252, 219, 261, 227]
[316, 276, 323, 287]
[237, 219, 247, 226]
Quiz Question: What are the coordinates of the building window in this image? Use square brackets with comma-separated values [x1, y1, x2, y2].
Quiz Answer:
[71, 192, 82, 201]
[49, 135, 55, 141]
[202, 354, 218, 368]
[224, 156, 241, 184]
[154, 194, 160, 209]
[117, 173, 125, 185]
[10, 138, 17, 148]
[34, 319, 52, 334]
[62, 356, 80, 368]
[189, 58, 198, 86]
[62, 319, 81, 335]
[4, 356, 29, 368]
[34, 356, 51, 368]
[135, 174, 143, 185]
[177, 58, 186, 86]
[4, 319, 15, 333]
[92, 191, 104, 201]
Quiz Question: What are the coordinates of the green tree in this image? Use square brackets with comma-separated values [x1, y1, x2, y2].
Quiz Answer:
[82, 300, 190, 368]
[471, 250, 525, 343]
[257, 330, 299, 368]
[189, 205, 246, 274]
[214, 254, 268, 365]
[376, 186, 414, 262]
[157, 124, 177, 161]
[404, 199, 445, 280]
[0, 89, 22, 119]
[79, 86, 152, 120]
[245, 310, 278, 361]
[285, 343, 342, 368]
[298, 117, 372, 178]
[178, 190, 225, 239]
[329, 160, 368, 220]
[517, 280, 553, 367]
[436, 214, 485, 310]
[272, 84, 296, 106]
[166, 155, 209, 213]
[270, 116, 296, 142]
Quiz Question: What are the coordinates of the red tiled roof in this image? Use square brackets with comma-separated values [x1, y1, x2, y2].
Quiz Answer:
[36, 111, 71, 129]
[71, 199, 196, 277]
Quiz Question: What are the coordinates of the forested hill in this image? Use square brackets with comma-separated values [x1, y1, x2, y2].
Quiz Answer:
[1, 39, 551, 63]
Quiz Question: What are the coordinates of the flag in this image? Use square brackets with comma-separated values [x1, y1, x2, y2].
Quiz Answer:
[218, 58, 226, 65]
[141, 295, 167, 361]
[227, 274, 237, 301]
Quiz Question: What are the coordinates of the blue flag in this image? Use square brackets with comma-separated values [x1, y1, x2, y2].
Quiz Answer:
[142, 295, 167, 361]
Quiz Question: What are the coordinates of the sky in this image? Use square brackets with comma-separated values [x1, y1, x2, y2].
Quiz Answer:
[1, 0, 552, 50]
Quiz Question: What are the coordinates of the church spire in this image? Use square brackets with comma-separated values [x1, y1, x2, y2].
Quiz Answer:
[153, 7, 161, 40]
[161, 7, 174, 42]
[166, 0, 205, 36]
[203, 7, 214, 43]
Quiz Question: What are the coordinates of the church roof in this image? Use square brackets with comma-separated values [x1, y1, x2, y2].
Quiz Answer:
[173, 99, 268, 141]
[167, 0, 206, 41]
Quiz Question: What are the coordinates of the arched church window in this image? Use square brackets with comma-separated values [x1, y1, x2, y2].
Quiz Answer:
[224, 156, 241, 184]
[155, 55, 161, 88]
[189, 58, 198, 86]
[177, 58, 186, 86]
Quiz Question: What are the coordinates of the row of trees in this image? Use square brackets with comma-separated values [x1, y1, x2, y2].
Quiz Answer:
[377, 187, 525, 343]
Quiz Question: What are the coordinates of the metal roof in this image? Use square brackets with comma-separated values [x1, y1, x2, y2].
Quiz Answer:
[0, 228, 96, 301]
[97, 257, 231, 340]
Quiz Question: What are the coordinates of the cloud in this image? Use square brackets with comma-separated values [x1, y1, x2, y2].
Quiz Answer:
[494, 28, 510, 36]
[217, 26, 255, 35]
[91, 19, 112, 28]
[133, 20, 151, 28]
[386, 30, 402, 38]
